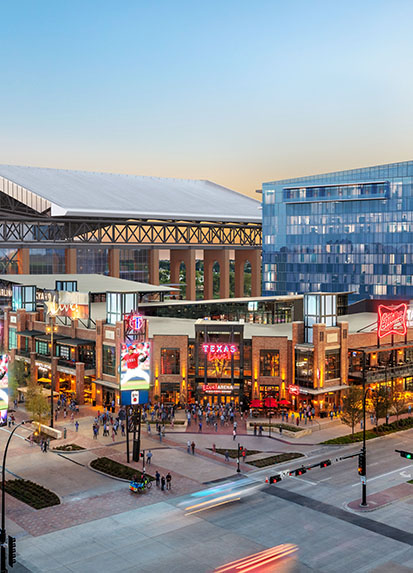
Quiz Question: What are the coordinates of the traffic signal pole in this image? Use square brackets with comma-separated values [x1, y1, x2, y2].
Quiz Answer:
[360, 368, 368, 507]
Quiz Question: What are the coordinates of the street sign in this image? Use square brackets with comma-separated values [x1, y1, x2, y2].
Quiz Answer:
[131, 391, 140, 405]
[360, 476, 366, 484]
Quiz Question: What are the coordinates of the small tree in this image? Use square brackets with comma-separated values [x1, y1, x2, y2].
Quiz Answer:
[341, 385, 363, 436]
[392, 391, 408, 425]
[8, 359, 28, 402]
[25, 381, 50, 429]
[370, 386, 390, 429]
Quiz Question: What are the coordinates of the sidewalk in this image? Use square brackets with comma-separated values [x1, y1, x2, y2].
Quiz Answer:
[347, 482, 413, 512]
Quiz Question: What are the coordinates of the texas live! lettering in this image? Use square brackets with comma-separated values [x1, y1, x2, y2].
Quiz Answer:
[202, 344, 237, 358]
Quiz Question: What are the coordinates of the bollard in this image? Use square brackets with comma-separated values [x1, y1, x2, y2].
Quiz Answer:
[64, 427, 67, 439]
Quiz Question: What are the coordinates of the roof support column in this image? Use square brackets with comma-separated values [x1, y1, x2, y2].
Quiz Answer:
[65, 248, 77, 274]
[17, 248, 30, 274]
[203, 249, 230, 300]
[75, 362, 85, 405]
[170, 249, 196, 300]
[108, 249, 120, 278]
[148, 249, 159, 285]
[235, 249, 261, 298]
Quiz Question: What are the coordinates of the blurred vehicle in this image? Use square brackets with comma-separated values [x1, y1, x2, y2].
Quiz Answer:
[213, 544, 298, 573]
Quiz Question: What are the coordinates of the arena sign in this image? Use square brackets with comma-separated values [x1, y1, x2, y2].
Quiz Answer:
[377, 303, 407, 338]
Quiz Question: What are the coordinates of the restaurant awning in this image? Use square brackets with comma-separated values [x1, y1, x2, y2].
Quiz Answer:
[57, 338, 95, 347]
[264, 397, 278, 408]
[34, 334, 68, 342]
[94, 379, 119, 390]
[303, 385, 349, 395]
[16, 330, 44, 337]
[250, 399, 263, 408]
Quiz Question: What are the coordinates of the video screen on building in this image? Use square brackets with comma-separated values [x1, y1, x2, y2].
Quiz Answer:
[0, 355, 9, 425]
[121, 342, 151, 391]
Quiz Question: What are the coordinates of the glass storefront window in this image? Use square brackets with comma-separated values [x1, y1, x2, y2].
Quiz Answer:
[259, 350, 280, 377]
[325, 350, 340, 380]
[8, 328, 17, 350]
[161, 348, 180, 375]
[295, 349, 314, 387]
[103, 345, 116, 376]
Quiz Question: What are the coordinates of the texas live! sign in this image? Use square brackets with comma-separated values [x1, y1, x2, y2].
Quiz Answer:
[377, 303, 407, 338]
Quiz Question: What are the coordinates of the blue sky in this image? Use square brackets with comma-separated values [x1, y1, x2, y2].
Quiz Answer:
[1, 0, 413, 196]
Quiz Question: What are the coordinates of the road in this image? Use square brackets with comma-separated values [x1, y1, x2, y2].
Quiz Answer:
[13, 429, 413, 572]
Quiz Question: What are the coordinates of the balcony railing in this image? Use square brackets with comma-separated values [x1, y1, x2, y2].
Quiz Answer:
[349, 362, 413, 384]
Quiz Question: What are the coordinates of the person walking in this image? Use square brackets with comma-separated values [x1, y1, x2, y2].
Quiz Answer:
[214, 422, 218, 432]
[259, 425, 263, 437]
[155, 471, 160, 487]
[166, 473, 172, 490]
[224, 450, 229, 462]
[279, 425, 283, 436]
[187, 440, 191, 454]
[161, 475, 166, 491]
[233, 429, 237, 441]
[191, 441, 195, 455]
[198, 421, 202, 432]
[146, 450, 153, 465]
[75, 420, 79, 432]
[254, 423, 257, 436]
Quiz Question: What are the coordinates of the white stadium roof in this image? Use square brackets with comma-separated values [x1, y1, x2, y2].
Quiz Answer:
[0, 165, 261, 223]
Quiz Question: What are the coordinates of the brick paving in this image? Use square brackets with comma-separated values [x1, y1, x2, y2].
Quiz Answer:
[347, 482, 413, 512]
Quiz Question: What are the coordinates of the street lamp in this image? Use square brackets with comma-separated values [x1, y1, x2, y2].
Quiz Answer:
[46, 318, 58, 429]
[1, 420, 32, 573]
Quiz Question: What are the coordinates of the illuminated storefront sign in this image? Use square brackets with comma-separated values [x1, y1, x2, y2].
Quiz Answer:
[202, 344, 237, 360]
[125, 313, 144, 332]
[377, 303, 407, 338]
[202, 384, 234, 394]
[45, 292, 89, 319]
[288, 385, 300, 396]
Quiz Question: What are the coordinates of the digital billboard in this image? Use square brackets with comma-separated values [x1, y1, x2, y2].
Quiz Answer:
[120, 341, 151, 405]
[0, 355, 9, 425]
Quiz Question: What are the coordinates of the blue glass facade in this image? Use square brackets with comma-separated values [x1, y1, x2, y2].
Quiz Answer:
[262, 161, 413, 301]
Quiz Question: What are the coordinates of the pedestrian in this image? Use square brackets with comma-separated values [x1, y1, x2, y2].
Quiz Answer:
[155, 470, 160, 487]
[279, 425, 283, 436]
[161, 475, 166, 491]
[370, 413, 374, 424]
[191, 441, 195, 455]
[75, 420, 79, 432]
[259, 425, 263, 437]
[296, 417, 299, 426]
[121, 423, 125, 437]
[386, 414, 389, 425]
[212, 443, 216, 455]
[146, 450, 153, 465]
[360, 420, 363, 430]
[408, 404, 412, 415]
[233, 429, 237, 440]
[187, 440, 191, 454]
[166, 473, 172, 490]
[214, 422, 218, 432]
[55, 411, 58, 422]
[112, 428, 115, 442]
[225, 450, 229, 462]
[254, 423, 257, 436]
[199, 421, 202, 432]
[330, 411, 333, 421]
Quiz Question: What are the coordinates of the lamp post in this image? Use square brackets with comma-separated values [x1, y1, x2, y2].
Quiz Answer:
[1, 420, 32, 573]
[46, 317, 58, 429]
[360, 351, 369, 507]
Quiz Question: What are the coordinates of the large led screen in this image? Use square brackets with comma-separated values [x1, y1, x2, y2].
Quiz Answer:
[0, 355, 9, 425]
[120, 342, 150, 406]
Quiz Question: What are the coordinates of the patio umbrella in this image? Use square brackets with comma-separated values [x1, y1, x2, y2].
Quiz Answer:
[250, 399, 263, 408]
[264, 396, 278, 408]
[278, 399, 291, 406]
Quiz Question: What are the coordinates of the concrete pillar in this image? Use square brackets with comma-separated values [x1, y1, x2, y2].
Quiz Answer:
[76, 362, 85, 405]
[203, 249, 230, 300]
[170, 249, 196, 300]
[17, 248, 30, 274]
[108, 249, 120, 278]
[148, 250, 160, 285]
[96, 320, 104, 380]
[234, 249, 261, 298]
[65, 248, 77, 274]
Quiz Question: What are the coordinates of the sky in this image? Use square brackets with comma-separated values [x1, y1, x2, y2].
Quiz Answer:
[1, 0, 413, 198]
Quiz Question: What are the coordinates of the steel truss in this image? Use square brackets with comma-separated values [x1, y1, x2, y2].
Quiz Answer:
[0, 217, 262, 248]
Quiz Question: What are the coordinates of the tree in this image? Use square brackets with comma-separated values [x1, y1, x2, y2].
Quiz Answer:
[341, 385, 363, 436]
[370, 386, 390, 429]
[392, 391, 408, 425]
[25, 380, 50, 429]
[8, 359, 28, 402]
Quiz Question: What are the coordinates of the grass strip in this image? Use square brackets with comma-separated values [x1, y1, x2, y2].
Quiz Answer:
[247, 452, 304, 468]
[90, 456, 154, 481]
[4, 479, 60, 509]
[322, 416, 413, 444]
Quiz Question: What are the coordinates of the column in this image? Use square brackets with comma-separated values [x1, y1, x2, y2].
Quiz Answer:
[170, 249, 196, 300]
[234, 250, 248, 298]
[108, 249, 120, 278]
[203, 249, 230, 300]
[30, 352, 37, 384]
[17, 248, 30, 274]
[75, 362, 85, 405]
[235, 249, 261, 298]
[148, 249, 160, 285]
[65, 248, 77, 274]
[51, 356, 60, 394]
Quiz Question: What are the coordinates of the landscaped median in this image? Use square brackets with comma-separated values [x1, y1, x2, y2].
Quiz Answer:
[322, 416, 413, 444]
[4, 479, 60, 509]
[247, 422, 312, 439]
[89, 456, 154, 482]
[207, 448, 305, 468]
[53, 444, 85, 452]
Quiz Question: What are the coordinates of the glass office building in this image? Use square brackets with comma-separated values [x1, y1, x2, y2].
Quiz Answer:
[262, 161, 413, 301]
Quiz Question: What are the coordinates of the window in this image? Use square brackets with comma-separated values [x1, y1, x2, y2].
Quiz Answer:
[295, 349, 314, 387]
[259, 350, 280, 377]
[36, 340, 49, 356]
[8, 328, 17, 350]
[161, 348, 180, 375]
[57, 345, 70, 360]
[325, 350, 340, 380]
[103, 345, 116, 376]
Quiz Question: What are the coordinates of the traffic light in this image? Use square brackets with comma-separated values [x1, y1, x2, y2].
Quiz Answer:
[8, 535, 16, 567]
[269, 474, 282, 484]
[319, 459, 332, 468]
[396, 449, 413, 459]
[242, 448, 247, 459]
[140, 452, 144, 458]
[290, 467, 307, 477]
[358, 452, 366, 476]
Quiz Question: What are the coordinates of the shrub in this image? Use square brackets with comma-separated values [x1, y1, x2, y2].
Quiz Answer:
[322, 417, 413, 444]
[208, 448, 261, 458]
[4, 479, 60, 509]
[248, 452, 304, 468]
[90, 457, 154, 481]
[53, 444, 85, 451]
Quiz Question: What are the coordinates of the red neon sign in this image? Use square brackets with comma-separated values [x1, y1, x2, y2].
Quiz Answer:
[377, 303, 407, 338]
[288, 385, 300, 396]
[126, 314, 144, 332]
[202, 344, 237, 360]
